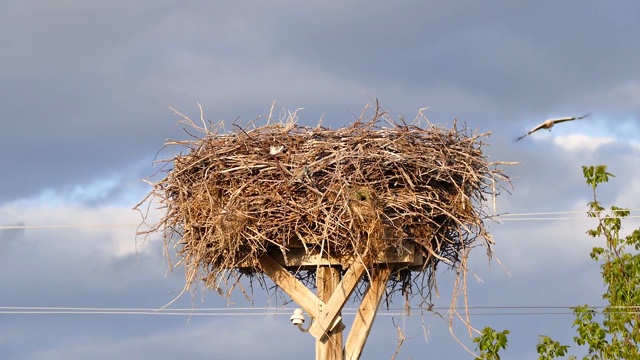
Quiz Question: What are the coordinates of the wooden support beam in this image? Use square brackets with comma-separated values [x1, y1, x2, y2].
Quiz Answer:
[316, 266, 343, 360]
[259, 252, 393, 359]
[344, 266, 391, 360]
[309, 261, 367, 341]
[257, 254, 321, 319]
[239, 242, 420, 271]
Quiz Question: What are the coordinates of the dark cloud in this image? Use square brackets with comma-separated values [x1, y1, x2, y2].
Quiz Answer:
[2, 1, 638, 203]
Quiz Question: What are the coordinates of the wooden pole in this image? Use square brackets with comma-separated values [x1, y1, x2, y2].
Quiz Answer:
[257, 251, 407, 359]
[316, 266, 344, 360]
[309, 261, 366, 340]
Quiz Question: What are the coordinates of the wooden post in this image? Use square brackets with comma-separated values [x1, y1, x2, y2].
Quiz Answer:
[316, 266, 343, 360]
[309, 261, 366, 340]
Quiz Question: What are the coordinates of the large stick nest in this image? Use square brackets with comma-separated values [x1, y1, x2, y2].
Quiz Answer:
[137, 104, 511, 301]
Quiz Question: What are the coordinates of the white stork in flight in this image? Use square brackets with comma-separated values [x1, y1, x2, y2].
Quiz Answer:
[515, 113, 591, 141]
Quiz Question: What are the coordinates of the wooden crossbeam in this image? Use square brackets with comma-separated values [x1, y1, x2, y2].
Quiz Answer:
[259, 252, 396, 359]
[257, 254, 322, 319]
[308, 261, 367, 341]
[242, 243, 420, 270]
[344, 266, 391, 360]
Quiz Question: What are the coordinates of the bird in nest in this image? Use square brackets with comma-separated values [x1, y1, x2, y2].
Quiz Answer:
[515, 113, 591, 141]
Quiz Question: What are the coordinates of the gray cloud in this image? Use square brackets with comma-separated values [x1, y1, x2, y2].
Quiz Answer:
[1, 1, 639, 358]
[2, 0, 638, 203]
[0, 221, 26, 255]
[0, 221, 25, 240]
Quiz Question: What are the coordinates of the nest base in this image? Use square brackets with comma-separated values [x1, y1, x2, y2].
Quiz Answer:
[238, 241, 425, 271]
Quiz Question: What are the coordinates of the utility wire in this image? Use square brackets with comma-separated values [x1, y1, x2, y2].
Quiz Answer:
[0, 305, 637, 317]
[2, 209, 640, 230]
[2, 305, 637, 311]
[493, 215, 640, 221]
[490, 208, 640, 222]
[0, 224, 139, 230]
[495, 209, 640, 216]
[0, 310, 635, 317]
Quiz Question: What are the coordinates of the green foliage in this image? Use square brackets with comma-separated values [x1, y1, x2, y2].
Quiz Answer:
[582, 165, 614, 191]
[536, 336, 574, 360]
[539, 165, 640, 359]
[473, 327, 510, 360]
[473, 165, 640, 359]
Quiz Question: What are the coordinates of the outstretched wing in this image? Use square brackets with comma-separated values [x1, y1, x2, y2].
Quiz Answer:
[549, 117, 578, 124]
[515, 113, 591, 142]
[514, 133, 528, 142]
[550, 113, 591, 125]
[514, 122, 549, 142]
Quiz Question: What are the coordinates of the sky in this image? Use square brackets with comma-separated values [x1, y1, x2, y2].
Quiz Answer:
[1, 1, 640, 359]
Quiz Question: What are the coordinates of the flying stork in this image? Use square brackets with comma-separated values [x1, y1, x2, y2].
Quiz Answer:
[515, 113, 591, 141]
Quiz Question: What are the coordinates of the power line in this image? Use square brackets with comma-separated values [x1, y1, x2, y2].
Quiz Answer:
[493, 215, 640, 221]
[0, 306, 636, 317]
[495, 209, 640, 216]
[0, 311, 583, 317]
[1, 305, 633, 311]
[2, 209, 639, 230]
[0, 223, 139, 230]
[489, 209, 640, 222]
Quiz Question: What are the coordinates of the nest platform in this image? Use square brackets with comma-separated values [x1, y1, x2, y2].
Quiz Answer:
[136, 104, 510, 299]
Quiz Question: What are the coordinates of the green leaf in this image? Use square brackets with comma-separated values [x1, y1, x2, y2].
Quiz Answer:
[488, 165, 640, 359]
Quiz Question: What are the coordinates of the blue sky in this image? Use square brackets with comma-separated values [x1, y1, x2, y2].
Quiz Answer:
[1, 1, 640, 359]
